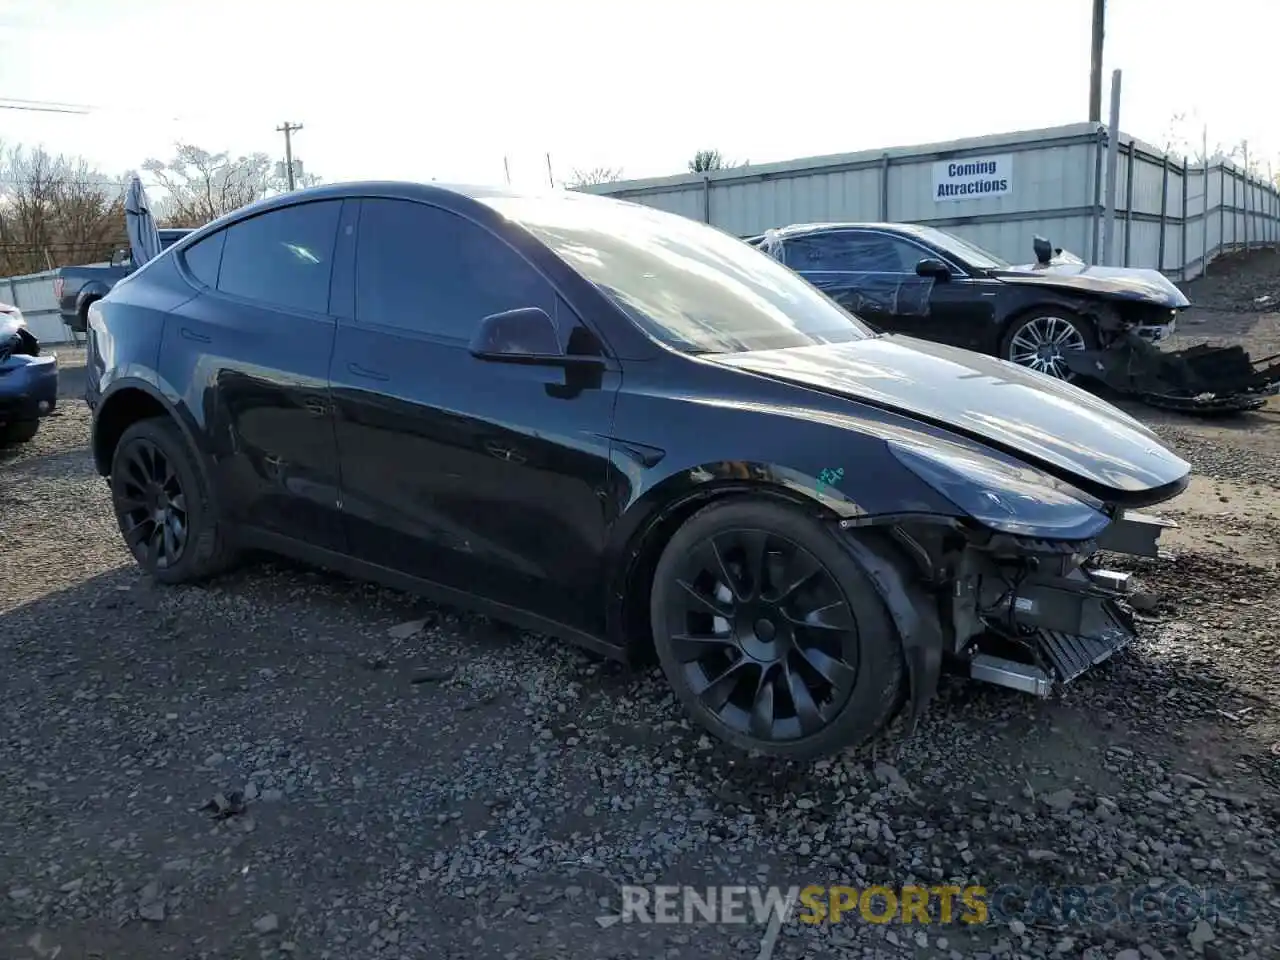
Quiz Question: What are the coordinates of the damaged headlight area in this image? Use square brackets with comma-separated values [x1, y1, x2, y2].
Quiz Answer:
[888, 439, 1110, 539]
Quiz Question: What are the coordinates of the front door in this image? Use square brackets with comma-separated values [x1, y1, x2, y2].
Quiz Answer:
[328, 197, 620, 636]
[783, 230, 936, 337]
[924, 274, 1002, 352]
[160, 199, 346, 551]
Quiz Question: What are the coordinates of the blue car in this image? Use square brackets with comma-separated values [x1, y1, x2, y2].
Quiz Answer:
[0, 302, 58, 447]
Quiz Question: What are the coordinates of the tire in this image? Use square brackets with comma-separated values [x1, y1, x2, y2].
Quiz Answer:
[649, 498, 905, 759]
[999, 308, 1097, 381]
[109, 416, 237, 584]
[0, 420, 39, 446]
[73, 298, 98, 334]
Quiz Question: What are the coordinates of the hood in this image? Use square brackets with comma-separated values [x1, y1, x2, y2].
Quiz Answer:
[992, 262, 1190, 309]
[1, 311, 25, 340]
[708, 335, 1190, 505]
[0, 312, 38, 361]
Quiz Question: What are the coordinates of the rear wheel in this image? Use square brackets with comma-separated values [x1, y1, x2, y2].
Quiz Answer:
[1000, 309, 1097, 380]
[0, 420, 39, 446]
[109, 417, 236, 583]
[649, 499, 905, 759]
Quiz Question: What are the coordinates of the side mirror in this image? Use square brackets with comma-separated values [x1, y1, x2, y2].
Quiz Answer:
[110, 248, 131, 267]
[469, 307, 604, 368]
[1032, 236, 1053, 265]
[915, 258, 951, 280]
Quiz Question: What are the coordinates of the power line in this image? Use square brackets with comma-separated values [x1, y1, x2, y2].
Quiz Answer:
[0, 178, 164, 189]
[0, 101, 91, 115]
[0, 95, 95, 109]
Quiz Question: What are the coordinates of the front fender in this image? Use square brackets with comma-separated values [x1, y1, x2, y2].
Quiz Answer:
[601, 435, 962, 650]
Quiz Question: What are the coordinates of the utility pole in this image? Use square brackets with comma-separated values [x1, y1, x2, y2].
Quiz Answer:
[1102, 69, 1122, 265]
[276, 122, 303, 190]
[1088, 0, 1106, 123]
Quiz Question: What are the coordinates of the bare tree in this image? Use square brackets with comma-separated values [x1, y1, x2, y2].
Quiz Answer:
[0, 143, 125, 275]
[142, 143, 321, 227]
[51, 158, 127, 266]
[567, 166, 624, 187]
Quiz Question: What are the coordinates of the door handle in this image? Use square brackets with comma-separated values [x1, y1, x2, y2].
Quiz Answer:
[347, 362, 389, 382]
[303, 397, 328, 417]
[179, 327, 211, 343]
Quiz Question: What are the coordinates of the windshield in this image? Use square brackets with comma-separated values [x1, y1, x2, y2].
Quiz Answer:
[481, 192, 874, 354]
[900, 225, 1011, 270]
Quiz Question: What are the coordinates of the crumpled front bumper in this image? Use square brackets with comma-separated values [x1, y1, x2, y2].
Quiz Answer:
[0, 353, 59, 426]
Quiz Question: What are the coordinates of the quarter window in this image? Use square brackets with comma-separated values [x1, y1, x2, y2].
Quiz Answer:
[354, 198, 553, 339]
[215, 200, 342, 314]
[181, 231, 225, 288]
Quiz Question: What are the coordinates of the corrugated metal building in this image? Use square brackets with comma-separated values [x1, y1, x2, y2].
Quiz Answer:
[577, 123, 1280, 281]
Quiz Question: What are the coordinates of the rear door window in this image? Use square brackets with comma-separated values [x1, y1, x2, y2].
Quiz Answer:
[215, 201, 342, 314]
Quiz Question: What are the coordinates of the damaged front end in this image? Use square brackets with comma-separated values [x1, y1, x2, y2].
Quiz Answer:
[0, 311, 59, 436]
[835, 435, 1186, 715]
[845, 508, 1175, 710]
[942, 511, 1170, 698]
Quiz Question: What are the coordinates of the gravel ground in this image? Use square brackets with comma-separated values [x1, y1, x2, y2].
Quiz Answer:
[3, 258, 1280, 960]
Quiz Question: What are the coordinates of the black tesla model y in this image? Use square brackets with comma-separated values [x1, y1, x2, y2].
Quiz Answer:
[85, 183, 1191, 759]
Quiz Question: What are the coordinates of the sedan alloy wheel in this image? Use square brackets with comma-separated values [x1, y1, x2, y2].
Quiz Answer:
[1006, 314, 1090, 380]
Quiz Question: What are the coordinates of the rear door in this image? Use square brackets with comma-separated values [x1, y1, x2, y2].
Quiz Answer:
[161, 200, 346, 551]
[328, 197, 620, 636]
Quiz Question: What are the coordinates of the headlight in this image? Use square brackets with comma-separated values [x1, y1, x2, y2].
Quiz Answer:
[888, 439, 1110, 540]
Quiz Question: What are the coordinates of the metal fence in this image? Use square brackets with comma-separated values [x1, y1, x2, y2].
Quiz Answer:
[0, 269, 78, 345]
[7, 123, 1277, 347]
[578, 122, 1280, 281]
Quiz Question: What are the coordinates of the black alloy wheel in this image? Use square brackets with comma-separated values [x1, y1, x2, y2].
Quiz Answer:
[651, 500, 904, 759]
[115, 436, 189, 570]
[110, 417, 236, 583]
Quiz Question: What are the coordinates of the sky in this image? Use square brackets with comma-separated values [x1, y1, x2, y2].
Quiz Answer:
[0, 0, 1274, 190]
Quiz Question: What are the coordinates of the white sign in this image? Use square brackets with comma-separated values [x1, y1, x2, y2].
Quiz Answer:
[933, 154, 1012, 202]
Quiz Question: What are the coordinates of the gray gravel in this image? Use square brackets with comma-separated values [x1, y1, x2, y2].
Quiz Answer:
[4, 266, 1280, 959]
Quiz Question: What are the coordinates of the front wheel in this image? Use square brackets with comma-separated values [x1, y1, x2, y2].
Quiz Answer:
[1000, 310, 1097, 380]
[649, 499, 905, 759]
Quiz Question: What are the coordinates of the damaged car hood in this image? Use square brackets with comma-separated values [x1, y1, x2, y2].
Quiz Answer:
[992, 262, 1190, 309]
[708, 334, 1191, 504]
[0, 312, 37, 360]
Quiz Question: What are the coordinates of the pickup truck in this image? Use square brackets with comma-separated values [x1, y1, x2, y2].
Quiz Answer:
[53, 227, 193, 333]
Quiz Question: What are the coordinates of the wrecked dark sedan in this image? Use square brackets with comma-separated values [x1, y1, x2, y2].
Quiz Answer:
[85, 183, 1190, 759]
[0, 301, 58, 447]
[750, 222, 1189, 381]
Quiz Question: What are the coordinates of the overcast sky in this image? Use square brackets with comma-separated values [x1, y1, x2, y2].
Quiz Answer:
[0, 0, 1272, 189]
